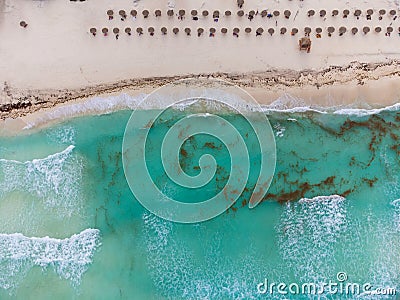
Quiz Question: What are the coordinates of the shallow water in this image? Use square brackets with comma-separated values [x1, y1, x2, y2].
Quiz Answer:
[0, 105, 399, 299]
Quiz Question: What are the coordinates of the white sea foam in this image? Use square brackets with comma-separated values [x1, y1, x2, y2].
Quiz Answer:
[273, 123, 286, 138]
[0, 145, 83, 217]
[23, 93, 147, 129]
[142, 212, 280, 300]
[20, 91, 400, 130]
[278, 195, 347, 284]
[0, 229, 101, 292]
[391, 199, 400, 207]
[263, 96, 400, 116]
[46, 125, 76, 145]
[331, 102, 400, 116]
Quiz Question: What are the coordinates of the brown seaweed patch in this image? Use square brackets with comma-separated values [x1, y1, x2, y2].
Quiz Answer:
[362, 177, 378, 187]
[340, 189, 353, 197]
[204, 142, 217, 149]
[180, 148, 188, 157]
[390, 132, 399, 141]
[263, 176, 338, 203]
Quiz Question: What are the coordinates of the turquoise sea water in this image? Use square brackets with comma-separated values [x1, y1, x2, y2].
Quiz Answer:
[0, 104, 399, 299]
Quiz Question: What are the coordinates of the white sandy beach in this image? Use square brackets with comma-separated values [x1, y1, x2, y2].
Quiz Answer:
[1, 0, 400, 120]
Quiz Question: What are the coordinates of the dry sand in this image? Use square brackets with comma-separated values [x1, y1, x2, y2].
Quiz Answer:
[1, 0, 400, 122]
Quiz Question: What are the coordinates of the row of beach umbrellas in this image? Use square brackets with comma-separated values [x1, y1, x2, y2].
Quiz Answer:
[106, 9, 398, 19]
[90, 26, 398, 36]
[308, 9, 397, 17]
[108, 9, 228, 18]
[105, 9, 296, 19]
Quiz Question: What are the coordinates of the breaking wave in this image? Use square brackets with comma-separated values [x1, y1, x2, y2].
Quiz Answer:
[23, 93, 146, 129]
[262, 94, 400, 116]
[19, 91, 400, 130]
[277, 195, 347, 284]
[0, 229, 101, 293]
[142, 212, 281, 299]
[0, 145, 83, 217]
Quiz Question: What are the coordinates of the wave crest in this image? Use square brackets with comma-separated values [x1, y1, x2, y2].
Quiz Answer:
[0, 229, 101, 292]
[0, 145, 83, 217]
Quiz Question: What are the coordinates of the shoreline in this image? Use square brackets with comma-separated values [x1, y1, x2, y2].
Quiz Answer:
[1, 61, 400, 136]
[1, 60, 400, 122]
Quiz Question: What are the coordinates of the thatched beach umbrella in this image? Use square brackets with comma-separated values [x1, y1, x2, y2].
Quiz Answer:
[339, 26, 347, 35]
[352, 27, 358, 34]
[213, 10, 220, 18]
[179, 9, 185, 17]
[237, 10, 244, 17]
[155, 10, 161, 17]
[261, 10, 268, 17]
[148, 27, 155, 35]
[387, 26, 394, 33]
[249, 10, 255, 17]
[273, 10, 280, 17]
[256, 27, 264, 34]
[343, 9, 350, 17]
[20, 20, 29, 28]
[367, 9, 374, 16]
[316, 27, 322, 33]
[119, 10, 127, 18]
[90, 27, 96, 35]
[245, 27, 252, 33]
[268, 28, 274, 35]
[327, 26, 335, 33]
[107, 10, 113, 16]
[363, 26, 370, 34]
[173, 27, 179, 34]
[320, 10, 326, 17]
[167, 9, 174, 17]
[233, 27, 240, 34]
[280, 27, 287, 34]
[125, 27, 131, 35]
[225, 10, 231, 16]
[284, 10, 291, 18]
[102, 27, 108, 35]
[237, 0, 244, 7]
[161, 27, 167, 34]
[202, 10, 209, 17]
[191, 10, 197, 16]
[379, 9, 386, 15]
[221, 27, 228, 34]
[354, 9, 361, 17]
[113, 27, 119, 34]
[136, 27, 143, 34]
[185, 28, 191, 35]
[304, 27, 311, 34]
[197, 28, 204, 36]
[130, 10, 137, 17]
[308, 10, 315, 17]
[291, 28, 298, 35]
[375, 26, 382, 33]
[143, 10, 149, 18]
[210, 27, 216, 34]
[390, 10, 397, 16]
[332, 10, 339, 16]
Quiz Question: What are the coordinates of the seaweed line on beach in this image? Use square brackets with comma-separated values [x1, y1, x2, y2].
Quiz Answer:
[1, 60, 400, 119]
